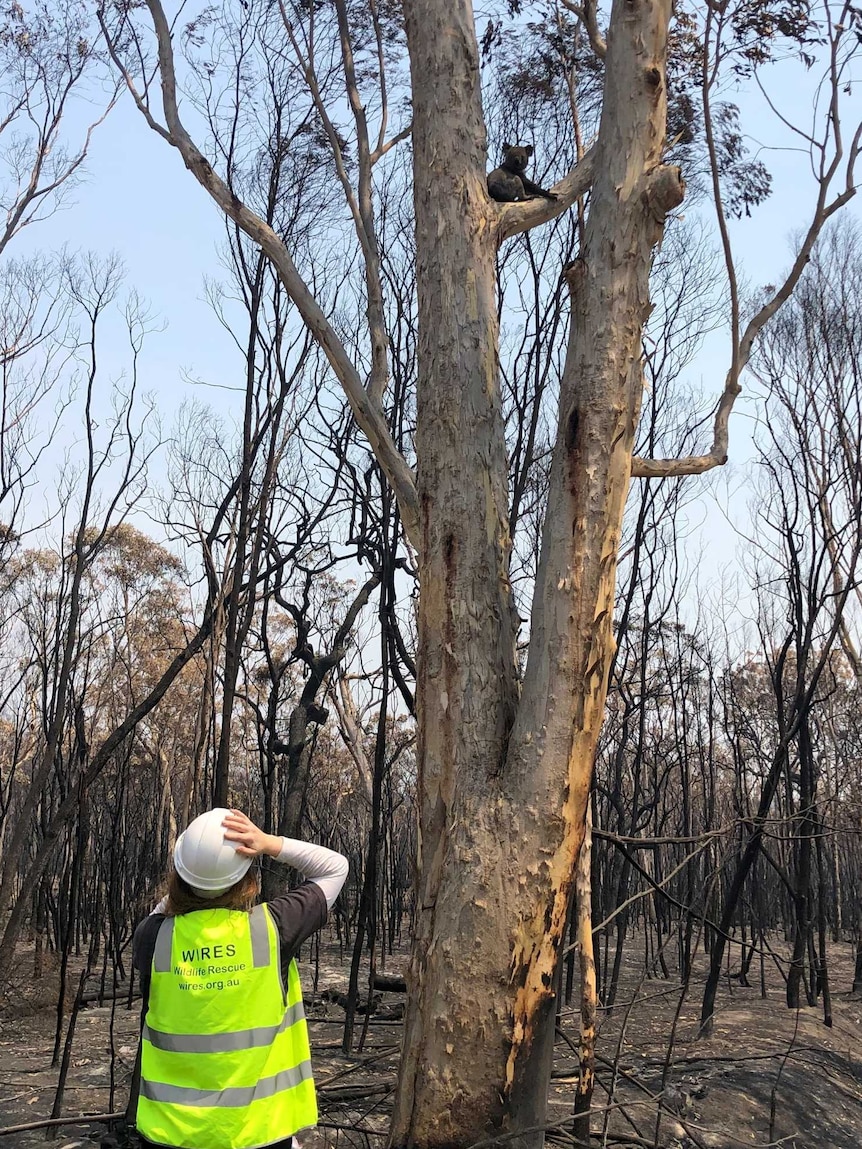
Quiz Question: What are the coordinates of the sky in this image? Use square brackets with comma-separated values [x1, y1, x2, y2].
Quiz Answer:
[16, 98, 236, 411]
[7, 15, 861, 631]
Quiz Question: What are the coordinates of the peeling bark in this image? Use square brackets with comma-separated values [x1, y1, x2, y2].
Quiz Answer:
[500, 0, 681, 1132]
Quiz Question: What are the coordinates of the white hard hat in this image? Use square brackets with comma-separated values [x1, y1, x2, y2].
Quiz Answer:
[173, 808, 254, 896]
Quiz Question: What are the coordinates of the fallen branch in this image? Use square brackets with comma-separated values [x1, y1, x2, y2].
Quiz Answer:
[317, 1120, 388, 1139]
[373, 973, 407, 992]
[80, 984, 139, 1006]
[0, 1111, 123, 1137]
[320, 1082, 394, 1102]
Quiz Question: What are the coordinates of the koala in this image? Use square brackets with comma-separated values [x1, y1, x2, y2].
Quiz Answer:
[487, 143, 557, 203]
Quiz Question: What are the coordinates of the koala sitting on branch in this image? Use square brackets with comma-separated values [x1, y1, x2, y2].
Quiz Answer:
[487, 143, 557, 203]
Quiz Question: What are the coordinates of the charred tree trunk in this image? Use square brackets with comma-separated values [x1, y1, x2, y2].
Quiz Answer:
[814, 806, 833, 1026]
[344, 574, 390, 1054]
[213, 261, 266, 805]
[700, 655, 793, 1032]
[853, 935, 862, 995]
[787, 717, 814, 1009]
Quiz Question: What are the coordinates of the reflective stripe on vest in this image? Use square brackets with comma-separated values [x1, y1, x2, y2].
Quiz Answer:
[142, 1000, 307, 1053]
[138, 904, 317, 1149]
[140, 1061, 314, 1107]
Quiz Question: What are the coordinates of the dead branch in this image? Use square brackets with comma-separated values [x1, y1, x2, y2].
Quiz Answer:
[100, 0, 420, 549]
[0, 1112, 123, 1137]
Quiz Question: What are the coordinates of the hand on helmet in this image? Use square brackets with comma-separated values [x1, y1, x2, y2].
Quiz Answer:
[221, 810, 282, 859]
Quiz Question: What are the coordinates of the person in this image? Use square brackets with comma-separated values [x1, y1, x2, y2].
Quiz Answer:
[132, 808, 349, 1149]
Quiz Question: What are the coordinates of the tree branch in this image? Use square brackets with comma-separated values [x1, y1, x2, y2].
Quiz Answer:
[633, 116, 859, 480]
[106, 0, 420, 549]
[561, 0, 607, 59]
[496, 148, 596, 243]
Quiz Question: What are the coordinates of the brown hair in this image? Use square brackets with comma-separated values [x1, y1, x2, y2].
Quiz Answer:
[164, 868, 260, 916]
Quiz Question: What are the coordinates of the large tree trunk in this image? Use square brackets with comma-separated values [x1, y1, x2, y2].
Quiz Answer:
[501, 0, 682, 1119]
[391, 2, 521, 1142]
[392, 0, 681, 1145]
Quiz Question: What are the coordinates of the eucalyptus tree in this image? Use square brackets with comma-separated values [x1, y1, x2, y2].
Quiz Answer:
[700, 222, 862, 1027]
[102, 0, 860, 1144]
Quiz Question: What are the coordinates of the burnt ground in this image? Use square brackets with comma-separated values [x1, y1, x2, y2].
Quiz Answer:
[1, 932, 860, 1149]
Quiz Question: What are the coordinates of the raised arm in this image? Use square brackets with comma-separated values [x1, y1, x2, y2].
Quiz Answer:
[222, 809, 348, 910]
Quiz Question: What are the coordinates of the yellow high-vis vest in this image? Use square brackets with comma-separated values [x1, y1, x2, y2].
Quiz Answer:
[137, 904, 317, 1149]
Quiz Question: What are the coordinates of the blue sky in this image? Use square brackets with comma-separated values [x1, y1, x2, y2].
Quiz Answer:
[45, 101, 234, 404]
[8, 28, 860, 625]
[15, 41, 858, 431]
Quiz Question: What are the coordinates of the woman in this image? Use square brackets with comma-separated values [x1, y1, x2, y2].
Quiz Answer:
[132, 808, 348, 1149]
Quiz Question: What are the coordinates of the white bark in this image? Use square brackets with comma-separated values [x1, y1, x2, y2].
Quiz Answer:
[500, 0, 682, 1121]
[333, 675, 374, 806]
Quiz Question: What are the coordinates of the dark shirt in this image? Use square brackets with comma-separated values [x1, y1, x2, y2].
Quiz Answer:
[131, 882, 328, 1149]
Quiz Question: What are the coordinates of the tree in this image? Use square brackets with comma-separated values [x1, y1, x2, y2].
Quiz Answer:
[0, 1, 117, 256]
[1, 0, 117, 562]
[0, 260, 224, 976]
[699, 221, 862, 1027]
[102, 0, 861, 1145]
